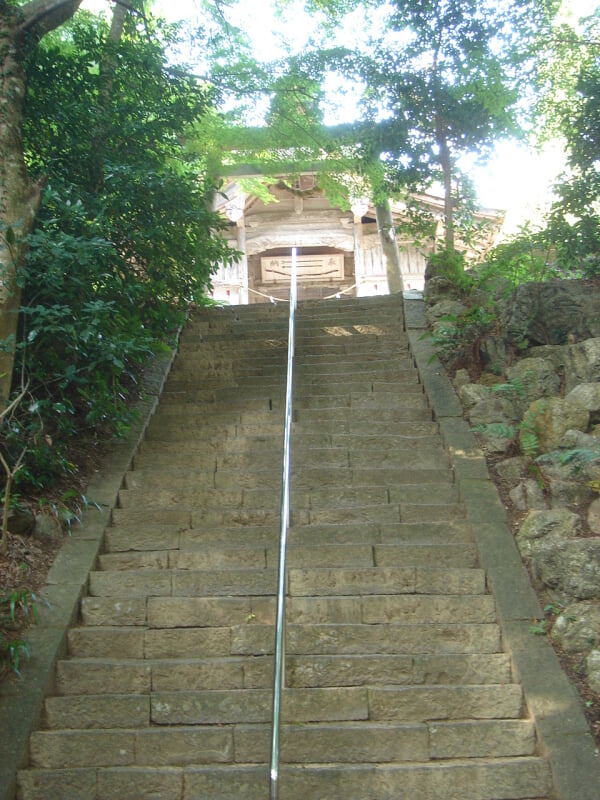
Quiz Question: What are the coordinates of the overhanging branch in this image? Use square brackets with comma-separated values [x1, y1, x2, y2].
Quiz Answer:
[18, 0, 84, 42]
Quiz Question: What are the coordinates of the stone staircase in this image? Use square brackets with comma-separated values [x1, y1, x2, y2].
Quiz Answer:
[17, 295, 554, 799]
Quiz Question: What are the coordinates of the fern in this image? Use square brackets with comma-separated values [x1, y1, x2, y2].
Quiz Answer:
[474, 423, 516, 439]
[520, 427, 540, 458]
[490, 379, 525, 399]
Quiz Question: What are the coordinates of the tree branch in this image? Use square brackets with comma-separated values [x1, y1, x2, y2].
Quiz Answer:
[18, 0, 84, 42]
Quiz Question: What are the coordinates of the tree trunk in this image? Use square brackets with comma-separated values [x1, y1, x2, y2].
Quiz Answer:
[375, 201, 403, 294]
[435, 113, 454, 252]
[0, 0, 84, 408]
[0, 7, 41, 408]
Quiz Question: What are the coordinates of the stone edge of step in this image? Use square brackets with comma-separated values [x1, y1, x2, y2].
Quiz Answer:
[404, 294, 600, 800]
[0, 345, 180, 800]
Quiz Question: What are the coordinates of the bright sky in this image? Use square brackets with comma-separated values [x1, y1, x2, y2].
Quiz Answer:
[83, 0, 600, 233]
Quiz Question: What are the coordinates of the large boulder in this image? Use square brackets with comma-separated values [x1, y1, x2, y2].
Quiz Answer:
[7, 506, 35, 537]
[424, 275, 457, 305]
[479, 334, 511, 374]
[425, 299, 468, 328]
[516, 508, 579, 558]
[563, 338, 600, 393]
[509, 479, 547, 512]
[527, 344, 568, 371]
[566, 383, 600, 421]
[458, 383, 491, 410]
[589, 499, 600, 535]
[587, 649, 600, 693]
[469, 396, 520, 453]
[468, 396, 520, 427]
[521, 398, 589, 453]
[551, 602, 600, 652]
[499, 279, 600, 348]
[495, 456, 529, 482]
[506, 357, 560, 408]
[533, 539, 600, 600]
[536, 431, 600, 507]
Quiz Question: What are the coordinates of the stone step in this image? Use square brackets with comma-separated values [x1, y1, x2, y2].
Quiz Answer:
[216, 465, 452, 490]
[96, 541, 477, 576]
[288, 566, 484, 595]
[157, 758, 551, 800]
[55, 651, 514, 695]
[28, 718, 538, 771]
[17, 758, 548, 800]
[66, 620, 500, 661]
[231, 718, 538, 763]
[44, 687, 369, 729]
[294, 406, 433, 424]
[87, 563, 482, 601]
[103, 520, 472, 554]
[43, 683, 523, 731]
[116, 482, 461, 515]
[81, 591, 493, 629]
[87, 567, 278, 599]
[123, 463, 451, 492]
[217, 449, 449, 472]
[232, 622, 502, 657]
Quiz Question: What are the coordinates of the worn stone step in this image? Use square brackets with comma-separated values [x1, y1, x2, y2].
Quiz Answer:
[27, 718, 538, 772]
[180, 758, 551, 800]
[55, 651, 513, 696]
[294, 366, 417, 383]
[80, 591, 493, 629]
[372, 542, 478, 567]
[271, 543, 375, 568]
[102, 519, 472, 555]
[293, 418, 439, 437]
[97, 547, 269, 573]
[294, 409, 435, 429]
[66, 619, 501, 661]
[67, 626, 235, 660]
[305, 501, 466, 525]
[238, 718, 538, 763]
[28, 726, 233, 769]
[44, 687, 370, 729]
[232, 622, 501, 657]
[322, 432, 440, 450]
[288, 566, 484, 595]
[295, 377, 422, 395]
[283, 652, 513, 688]
[121, 464, 455, 494]
[104, 523, 278, 554]
[174, 521, 471, 552]
[17, 757, 553, 800]
[55, 657, 250, 695]
[116, 487, 246, 510]
[368, 684, 524, 721]
[88, 567, 277, 599]
[300, 483, 458, 509]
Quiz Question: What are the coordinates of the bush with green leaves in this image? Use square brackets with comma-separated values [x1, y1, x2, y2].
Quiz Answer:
[0, 590, 37, 676]
[2, 12, 236, 492]
[424, 305, 496, 369]
[474, 225, 564, 294]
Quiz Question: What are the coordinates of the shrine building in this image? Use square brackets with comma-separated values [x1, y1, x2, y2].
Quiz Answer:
[210, 172, 504, 304]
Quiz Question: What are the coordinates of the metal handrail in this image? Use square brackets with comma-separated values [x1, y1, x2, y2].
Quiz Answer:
[269, 247, 297, 800]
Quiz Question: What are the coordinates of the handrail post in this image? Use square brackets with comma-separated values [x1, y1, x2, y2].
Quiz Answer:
[270, 247, 297, 800]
